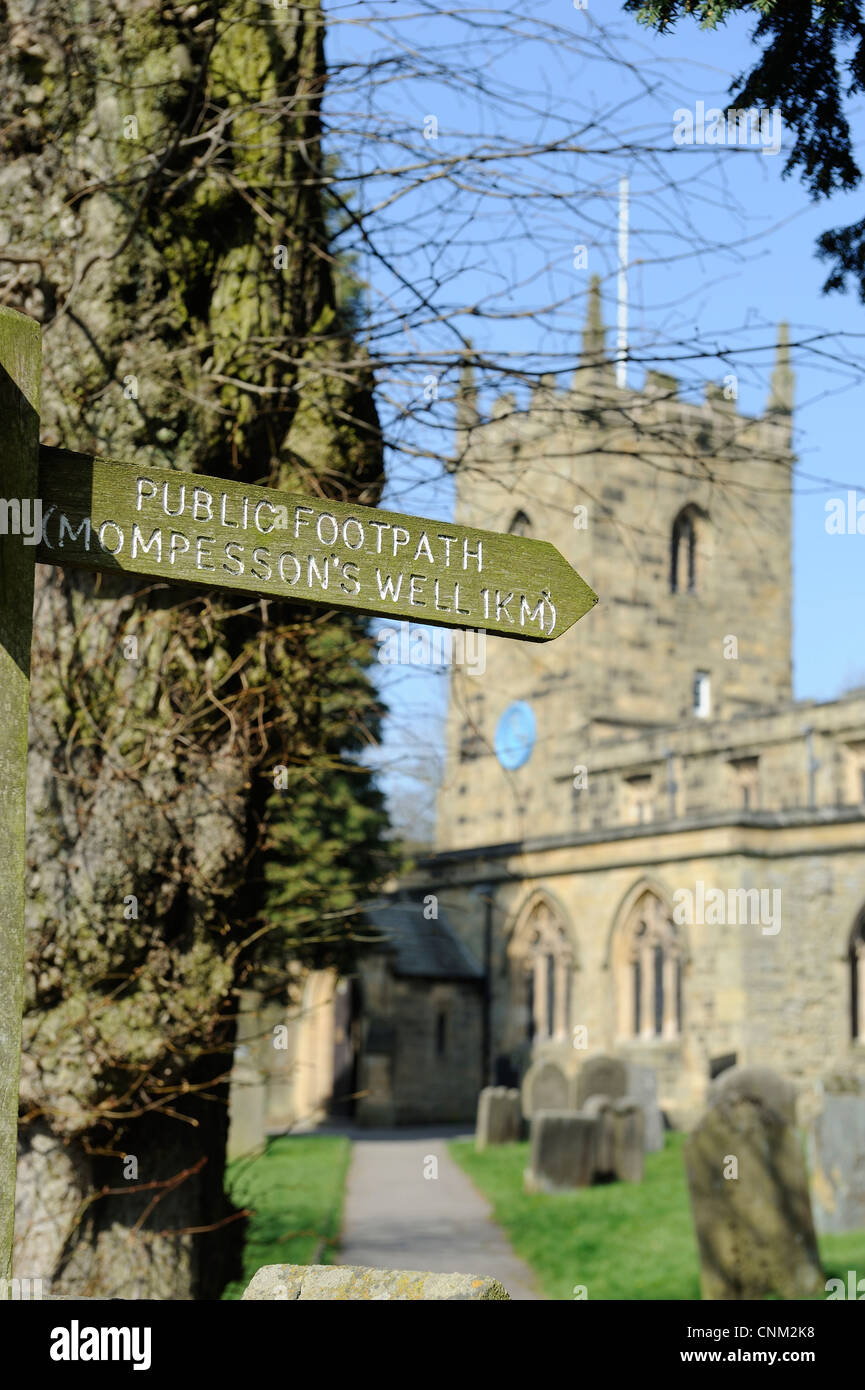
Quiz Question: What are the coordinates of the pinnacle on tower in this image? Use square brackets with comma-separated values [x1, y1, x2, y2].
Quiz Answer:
[768, 322, 794, 415]
[456, 342, 479, 432]
[580, 275, 607, 367]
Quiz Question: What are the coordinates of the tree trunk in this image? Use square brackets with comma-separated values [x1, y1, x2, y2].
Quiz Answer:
[3, 0, 385, 1298]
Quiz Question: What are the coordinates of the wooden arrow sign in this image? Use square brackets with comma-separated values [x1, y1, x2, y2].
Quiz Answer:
[36, 447, 597, 641]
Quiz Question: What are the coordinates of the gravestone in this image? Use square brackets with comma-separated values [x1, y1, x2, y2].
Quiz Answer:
[524, 1112, 598, 1193]
[521, 1059, 573, 1118]
[611, 1098, 645, 1183]
[806, 1076, 865, 1234]
[684, 1065, 823, 1300]
[475, 1087, 522, 1151]
[226, 990, 268, 1160]
[624, 1062, 665, 1152]
[582, 1094, 616, 1176]
[225, 1055, 267, 1163]
[576, 1054, 627, 1109]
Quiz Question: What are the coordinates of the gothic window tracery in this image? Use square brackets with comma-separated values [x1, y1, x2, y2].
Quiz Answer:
[616, 891, 682, 1041]
[508, 896, 574, 1044]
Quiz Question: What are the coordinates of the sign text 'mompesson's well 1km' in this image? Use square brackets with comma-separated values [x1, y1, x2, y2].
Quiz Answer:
[36, 449, 598, 641]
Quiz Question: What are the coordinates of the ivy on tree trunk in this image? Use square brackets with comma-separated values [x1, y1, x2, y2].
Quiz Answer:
[2, 0, 390, 1299]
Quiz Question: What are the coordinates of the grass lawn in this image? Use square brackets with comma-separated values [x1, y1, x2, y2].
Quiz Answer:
[221, 1133, 351, 1300]
[450, 1133, 865, 1301]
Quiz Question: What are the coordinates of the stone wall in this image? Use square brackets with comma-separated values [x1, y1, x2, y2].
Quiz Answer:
[424, 819, 865, 1125]
[358, 976, 483, 1125]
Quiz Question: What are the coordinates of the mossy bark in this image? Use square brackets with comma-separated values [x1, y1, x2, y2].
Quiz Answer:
[2, 0, 387, 1298]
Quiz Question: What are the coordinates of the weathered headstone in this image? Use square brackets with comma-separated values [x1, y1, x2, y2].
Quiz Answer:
[611, 1098, 645, 1183]
[624, 1062, 665, 1153]
[806, 1076, 865, 1234]
[521, 1059, 573, 1117]
[226, 990, 268, 1160]
[225, 1057, 268, 1162]
[524, 1112, 598, 1193]
[684, 1065, 823, 1300]
[244, 1263, 511, 1300]
[582, 1094, 616, 1176]
[576, 1054, 627, 1109]
[475, 1087, 522, 1151]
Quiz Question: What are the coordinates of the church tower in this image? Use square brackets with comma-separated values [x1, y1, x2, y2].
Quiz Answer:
[436, 283, 795, 851]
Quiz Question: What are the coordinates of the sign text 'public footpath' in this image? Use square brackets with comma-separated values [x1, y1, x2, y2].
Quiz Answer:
[36, 448, 598, 641]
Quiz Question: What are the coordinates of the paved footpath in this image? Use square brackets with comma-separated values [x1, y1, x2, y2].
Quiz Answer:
[337, 1126, 542, 1300]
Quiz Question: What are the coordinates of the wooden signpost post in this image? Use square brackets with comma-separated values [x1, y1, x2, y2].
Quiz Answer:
[0, 304, 597, 1278]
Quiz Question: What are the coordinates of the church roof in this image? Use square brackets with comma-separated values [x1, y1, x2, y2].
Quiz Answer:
[363, 897, 484, 981]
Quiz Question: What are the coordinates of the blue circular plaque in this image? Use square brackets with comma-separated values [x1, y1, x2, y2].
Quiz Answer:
[494, 701, 536, 770]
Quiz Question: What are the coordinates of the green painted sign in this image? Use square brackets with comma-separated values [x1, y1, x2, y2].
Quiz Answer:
[37, 448, 598, 640]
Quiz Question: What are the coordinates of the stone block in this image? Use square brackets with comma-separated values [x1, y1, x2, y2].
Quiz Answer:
[524, 1111, 598, 1193]
[582, 1094, 616, 1175]
[521, 1059, 575, 1118]
[612, 1098, 644, 1183]
[242, 1264, 510, 1300]
[226, 1061, 267, 1162]
[576, 1054, 627, 1109]
[475, 1087, 522, 1151]
[807, 1077, 865, 1234]
[684, 1065, 823, 1300]
[624, 1062, 665, 1152]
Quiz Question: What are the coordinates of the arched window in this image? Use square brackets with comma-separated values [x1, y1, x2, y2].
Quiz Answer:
[436, 1011, 448, 1058]
[850, 912, 865, 1042]
[508, 509, 532, 537]
[508, 894, 574, 1044]
[615, 890, 682, 1041]
[670, 506, 701, 594]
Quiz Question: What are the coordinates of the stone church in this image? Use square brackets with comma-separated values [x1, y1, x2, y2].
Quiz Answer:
[229, 284, 865, 1143]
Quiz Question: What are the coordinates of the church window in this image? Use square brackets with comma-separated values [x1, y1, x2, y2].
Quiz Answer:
[653, 943, 665, 1035]
[525, 972, 535, 1042]
[436, 1011, 447, 1058]
[508, 510, 532, 537]
[844, 741, 865, 805]
[508, 895, 574, 1045]
[616, 891, 682, 1041]
[624, 773, 653, 824]
[693, 671, 711, 719]
[729, 756, 759, 810]
[670, 506, 700, 593]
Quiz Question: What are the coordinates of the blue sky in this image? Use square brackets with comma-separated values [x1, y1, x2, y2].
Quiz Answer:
[325, 2, 865, 825]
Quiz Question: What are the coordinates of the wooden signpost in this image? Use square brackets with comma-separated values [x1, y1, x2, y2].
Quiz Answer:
[0, 304, 597, 1278]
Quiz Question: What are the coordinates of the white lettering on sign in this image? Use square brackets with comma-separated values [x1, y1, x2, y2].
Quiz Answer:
[44, 476, 565, 636]
[131, 524, 161, 562]
[58, 513, 91, 549]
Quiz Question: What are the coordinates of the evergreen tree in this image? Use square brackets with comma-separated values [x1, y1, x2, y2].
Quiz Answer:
[625, 0, 865, 299]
